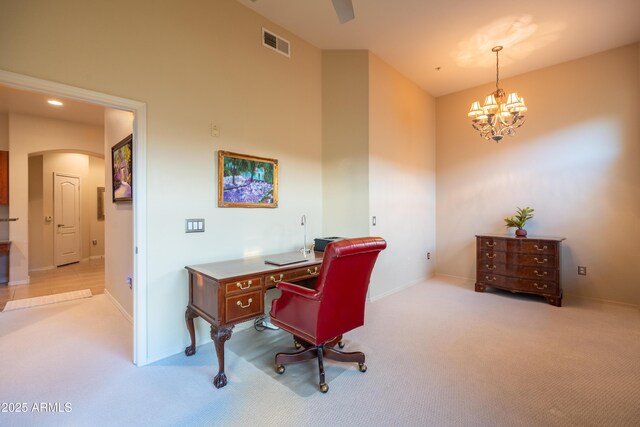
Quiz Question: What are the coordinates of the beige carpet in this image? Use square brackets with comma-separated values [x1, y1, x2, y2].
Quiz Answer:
[0, 276, 638, 426]
[2, 289, 92, 311]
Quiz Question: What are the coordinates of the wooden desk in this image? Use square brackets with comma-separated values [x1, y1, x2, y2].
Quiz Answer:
[184, 251, 323, 388]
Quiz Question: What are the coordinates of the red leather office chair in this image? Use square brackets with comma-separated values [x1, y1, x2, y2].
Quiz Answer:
[269, 237, 387, 393]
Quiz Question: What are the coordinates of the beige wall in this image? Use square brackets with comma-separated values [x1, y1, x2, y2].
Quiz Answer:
[104, 108, 133, 316]
[0, 0, 323, 361]
[7, 113, 103, 284]
[368, 53, 437, 299]
[28, 152, 105, 270]
[436, 44, 640, 305]
[322, 50, 370, 237]
[88, 156, 105, 258]
[321, 51, 437, 300]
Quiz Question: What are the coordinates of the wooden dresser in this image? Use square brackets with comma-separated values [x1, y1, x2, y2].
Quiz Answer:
[475, 234, 565, 306]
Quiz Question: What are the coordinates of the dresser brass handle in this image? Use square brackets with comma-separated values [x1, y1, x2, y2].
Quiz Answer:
[307, 267, 318, 275]
[236, 298, 253, 309]
[484, 275, 497, 282]
[533, 270, 547, 277]
[533, 283, 548, 290]
[486, 253, 496, 259]
[236, 280, 252, 290]
[485, 242, 496, 248]
[533, 245, 548, 252]
[485, 264, 496, 270]
[270, 274, 284, 283]
[533, 258, 548, 264]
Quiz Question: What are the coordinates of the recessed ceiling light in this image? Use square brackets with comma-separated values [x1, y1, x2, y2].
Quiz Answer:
[47, 100, 63, 106]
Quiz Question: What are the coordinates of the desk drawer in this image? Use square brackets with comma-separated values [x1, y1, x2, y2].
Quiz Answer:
[265, 264, 321, 287]
[225, 290, 263, 324]
[224, 276, 263, 295]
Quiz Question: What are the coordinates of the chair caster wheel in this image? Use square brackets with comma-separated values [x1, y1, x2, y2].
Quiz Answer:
[338, 341, 345, 349]
[319, 383, 329, 393]
[294, 340, 301, 349]
[276, 365, 285, 374]
[358, 363, 367, 372]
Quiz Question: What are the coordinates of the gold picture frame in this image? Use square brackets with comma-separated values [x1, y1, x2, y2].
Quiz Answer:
[218, 151, 278, 208]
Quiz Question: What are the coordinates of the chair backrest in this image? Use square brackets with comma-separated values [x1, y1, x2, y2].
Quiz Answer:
[313, 237, 387, 343]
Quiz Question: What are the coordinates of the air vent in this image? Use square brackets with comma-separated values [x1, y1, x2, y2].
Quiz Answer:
[262, 28, 290, 58]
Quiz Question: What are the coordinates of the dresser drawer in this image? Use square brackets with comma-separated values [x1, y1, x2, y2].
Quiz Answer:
[265, 264, 321, 287]
[508, 239, 558, 255]
[478, 237, 507, 252]
[225, 290, 264, 323]
[480, 263, 556, 281]
[224, 276, 263, 295]
[478, 274, 558, 295]
[508, 253, 556, 268]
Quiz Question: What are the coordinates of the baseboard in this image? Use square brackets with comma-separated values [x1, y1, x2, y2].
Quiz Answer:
[369, 276, 431, 302]
[433, 272, 475, 284]
[104, 289, 133, 323]
[564, 292, 640, 310]
[89, 255, 105, 260]
[8, 278, 29, 286]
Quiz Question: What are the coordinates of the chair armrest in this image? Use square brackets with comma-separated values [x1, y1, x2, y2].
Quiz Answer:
[276, 281, 319, 300]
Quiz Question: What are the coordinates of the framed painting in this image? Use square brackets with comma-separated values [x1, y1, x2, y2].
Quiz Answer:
[218, 151, 278, 208]
[112, 134, 133, 202]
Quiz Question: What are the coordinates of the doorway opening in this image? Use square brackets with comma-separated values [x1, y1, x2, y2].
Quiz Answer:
[0, 70, 148, 366]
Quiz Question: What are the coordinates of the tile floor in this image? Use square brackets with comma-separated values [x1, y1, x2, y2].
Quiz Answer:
[0, 258, 104, 311]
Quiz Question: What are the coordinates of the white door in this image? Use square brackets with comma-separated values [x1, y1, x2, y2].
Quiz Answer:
[54, 173, 81, 266]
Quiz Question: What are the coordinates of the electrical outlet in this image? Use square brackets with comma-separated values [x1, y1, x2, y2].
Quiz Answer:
[578, 266, 587, 276]
[427, 252, 431, 260]
[127, 275, 133, 289]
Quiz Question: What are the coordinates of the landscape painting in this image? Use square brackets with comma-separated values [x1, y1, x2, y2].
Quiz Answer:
[218, 151, 278, 208]
[112, 134, 133, 202]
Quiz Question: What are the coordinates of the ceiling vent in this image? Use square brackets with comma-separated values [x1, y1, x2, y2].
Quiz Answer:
[262, 28, 290, 58]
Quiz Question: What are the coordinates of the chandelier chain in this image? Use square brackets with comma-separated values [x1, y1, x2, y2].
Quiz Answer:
[495, 49, 500, 92]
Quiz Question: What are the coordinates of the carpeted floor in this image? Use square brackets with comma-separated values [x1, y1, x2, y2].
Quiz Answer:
[0, 275, 638, 426]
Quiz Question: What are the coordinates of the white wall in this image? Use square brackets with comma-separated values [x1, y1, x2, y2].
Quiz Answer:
[7, 113, 103, 284]
[435, 44, 640, 305]
[368, 53, 437, 299]
[104, 108, 133, 316]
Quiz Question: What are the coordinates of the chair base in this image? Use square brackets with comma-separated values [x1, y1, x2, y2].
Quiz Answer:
[275, 336, 366, 393]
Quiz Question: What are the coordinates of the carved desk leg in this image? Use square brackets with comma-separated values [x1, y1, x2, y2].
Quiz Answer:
[184, 306, 199, 356]
[211, 324, 234, 389]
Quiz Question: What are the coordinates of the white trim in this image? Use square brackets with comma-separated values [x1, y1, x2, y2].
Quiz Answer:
[8, 279, 29, 286]
[104, 288, 133, 323]
[0, 69, 149, 367]
[89, 255, 104, 260]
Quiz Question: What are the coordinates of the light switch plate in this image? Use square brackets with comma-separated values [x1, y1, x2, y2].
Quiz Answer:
[186, 218, 205, 233]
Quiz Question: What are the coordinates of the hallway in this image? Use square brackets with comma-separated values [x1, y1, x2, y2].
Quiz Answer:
[0, 258, 104, 311]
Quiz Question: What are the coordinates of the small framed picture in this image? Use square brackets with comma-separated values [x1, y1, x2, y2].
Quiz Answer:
[218, 151, 278, 208]
[112, 134, 133, 202]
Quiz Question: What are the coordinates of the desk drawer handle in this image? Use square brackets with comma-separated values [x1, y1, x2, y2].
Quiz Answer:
[533, 283, 548, 290]
[533, 245, 548, 252]
[236, 298, 253, 309]
[533, 258, 548, 264]
[236, 280, 252, 290]
[485, 264, 496, 270]
[484, 275, 497, 282]
[485, 242, 496, 248]
[486, 253, 496, 259]
[533, 270, 547, 277]
[307, 267, 318, 275]
[270, 274, 284, 284]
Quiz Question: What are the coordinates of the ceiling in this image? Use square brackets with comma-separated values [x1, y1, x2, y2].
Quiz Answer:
[237, 0, 640, 96]
[0, 84, 104, 126]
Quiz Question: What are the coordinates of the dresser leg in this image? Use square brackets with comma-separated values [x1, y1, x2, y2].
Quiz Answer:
[211, 324, 234, 389]
[545, 295, 562, 307]
[184, 306, 199, 356]
[475, 283, 486, 292]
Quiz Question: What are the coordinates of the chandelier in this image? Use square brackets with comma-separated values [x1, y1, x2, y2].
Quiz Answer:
[468, 46, 527, 143]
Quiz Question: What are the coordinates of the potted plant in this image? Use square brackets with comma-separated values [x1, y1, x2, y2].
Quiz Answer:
[504, 207, 534, 237]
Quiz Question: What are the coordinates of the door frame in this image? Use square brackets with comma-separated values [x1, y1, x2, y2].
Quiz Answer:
[0, 69, 149, 366]
[53, 172, 81, 267]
